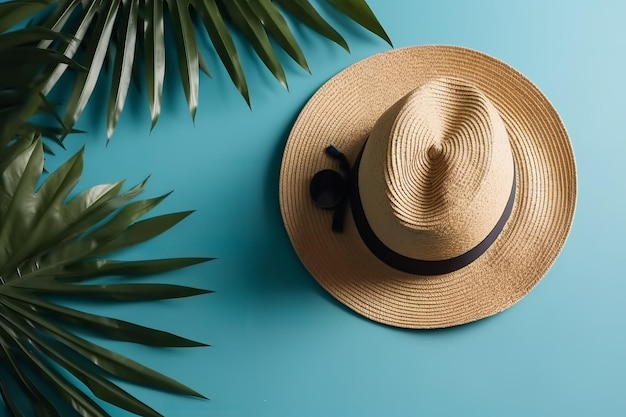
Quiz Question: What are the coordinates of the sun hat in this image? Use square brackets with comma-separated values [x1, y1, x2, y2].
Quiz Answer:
[279, 45, 576, 329]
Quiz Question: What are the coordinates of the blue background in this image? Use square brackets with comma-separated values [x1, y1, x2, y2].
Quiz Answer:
[13, 0, 626, 416]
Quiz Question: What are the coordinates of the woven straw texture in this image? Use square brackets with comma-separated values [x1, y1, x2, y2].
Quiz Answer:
[358, 77, 515, 260]
[279, 45, 576, 328]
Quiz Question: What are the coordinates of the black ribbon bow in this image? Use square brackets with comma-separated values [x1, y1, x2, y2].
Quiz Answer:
[309, 146, 353, 232]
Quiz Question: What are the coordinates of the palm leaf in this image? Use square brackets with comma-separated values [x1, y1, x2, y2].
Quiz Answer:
[249, 0, 311, 73]
[144, 0, 166, 129]
[222, 0, 289, 89]
[0, 0, 55, 33]
[165, 0, 200, 121]
[326, 0, 392, 45]
[0, 138, 211, 417]
[107, 0, 139, 139]
[3, 0, 390, 140]
[274, 0, 350, 51]
[0, 23, 80, 147]
[3, 291, 207, 346]
[0, 24, 210, 417]
[61, 0, 122, 130]
[192, 0, 249, 105]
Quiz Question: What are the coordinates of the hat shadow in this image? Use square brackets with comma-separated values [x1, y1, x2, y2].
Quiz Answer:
[249, 114, 321, 295]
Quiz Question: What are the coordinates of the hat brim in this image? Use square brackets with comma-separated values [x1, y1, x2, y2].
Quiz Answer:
[279, 45, 576, 328]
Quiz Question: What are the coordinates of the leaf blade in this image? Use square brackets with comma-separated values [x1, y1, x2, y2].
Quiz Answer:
[0, 0, 54, 33]
[62, 0, 123, 130]
[39, 0, 99, 96]
[0, 338, 62, 417]
[0, 322, 111, 417]
[221, 0, 288, 89]
[249, 0, 310, 72]
[12, 280, 212, 301]
[0, 306, 165, 417]
[144, 0, 166, 129]
[2, 294, 208, 397]
[165, 0, 200, 120]
[274, 0, 349, 51]
[0, 140, 42, 273]
[60, 257, 213, 281]
[94, 211, 196, 257]
[0, 26, 72, 49]
[4, 291, 208, 347]
[194, 0, 249, 104]
[327, 0, 392, 45]
[107, 0, 139, 140]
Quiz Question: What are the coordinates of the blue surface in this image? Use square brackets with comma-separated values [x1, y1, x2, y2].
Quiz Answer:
[9, 0, 626, 416]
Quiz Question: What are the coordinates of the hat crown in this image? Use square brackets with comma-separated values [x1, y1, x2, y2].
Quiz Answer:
[358, 77, 515, 261]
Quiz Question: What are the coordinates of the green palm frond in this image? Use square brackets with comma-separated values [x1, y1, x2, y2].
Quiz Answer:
[0, 25, 211, 416]
[0, 136, 211, 417]
[1, 0, 391, 141]
[0, 23, 83, 151]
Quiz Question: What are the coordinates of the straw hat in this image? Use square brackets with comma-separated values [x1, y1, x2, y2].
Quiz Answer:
[279, 45, 576, 329]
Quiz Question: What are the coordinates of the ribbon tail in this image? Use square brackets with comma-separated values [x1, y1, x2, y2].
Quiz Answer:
[331, 198, 349, 233]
